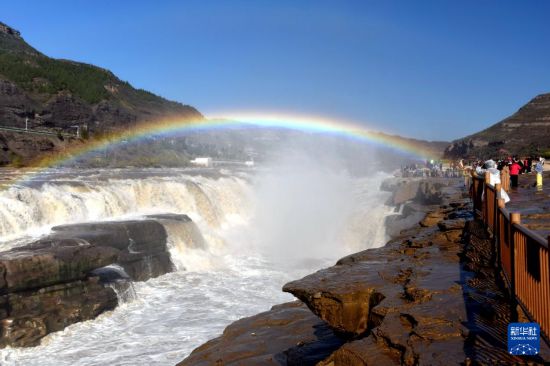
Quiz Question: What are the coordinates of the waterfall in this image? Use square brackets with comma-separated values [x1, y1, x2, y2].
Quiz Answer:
[0, 171, 252, 248]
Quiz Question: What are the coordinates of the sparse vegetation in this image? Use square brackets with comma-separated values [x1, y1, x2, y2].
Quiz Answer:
[0, 51, 111, 103]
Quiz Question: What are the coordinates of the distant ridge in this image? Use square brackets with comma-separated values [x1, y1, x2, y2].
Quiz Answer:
[444, 93, 550, 159]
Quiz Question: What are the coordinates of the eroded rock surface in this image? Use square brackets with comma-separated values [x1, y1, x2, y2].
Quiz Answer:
[51, 219, 175, 280]
[178, 302, 345, 366]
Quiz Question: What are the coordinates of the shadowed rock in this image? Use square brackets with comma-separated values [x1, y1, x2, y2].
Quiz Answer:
[318, 336, 399, 366]
[51, 219, 175, 280]
[0, 277, 116, 347]
[178, 302, 345, 366]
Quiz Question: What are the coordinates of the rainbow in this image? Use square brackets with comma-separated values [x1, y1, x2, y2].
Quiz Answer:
[3, 112, 439, 187]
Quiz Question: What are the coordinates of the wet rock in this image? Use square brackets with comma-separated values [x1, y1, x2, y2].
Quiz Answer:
[335, 244, 398, 265]
[0, 215, 191, 348]
[0, 238, 118, 293]
[146, 213, 192, 222]
[416, 181, 444, 205]
[52, 220, 167, 254]
[178, 302, 345, 366]
[392, 180, 420, 205]
[318, 336, 399, 366]
[0, 277, 117, 347]
[385, 211, 426, 238]
[383, 178, 445, 206]
[51, 219, 175, 280]
[116, 251, 173, 281]
[419, 211, 446, 227]
[437, 218, 466, 231]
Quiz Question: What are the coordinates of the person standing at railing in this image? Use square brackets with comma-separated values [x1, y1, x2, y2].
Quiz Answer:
[485, 159, 511, 203]
[534, 160, 543, 190]
[509, 158, 522, 188]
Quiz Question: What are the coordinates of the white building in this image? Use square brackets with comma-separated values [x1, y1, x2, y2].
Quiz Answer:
[190, 157, 212, 167]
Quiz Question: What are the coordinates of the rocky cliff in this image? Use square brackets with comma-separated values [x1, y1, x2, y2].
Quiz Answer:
[0, 21, 202, 165]
[444, 93, 550, 159]
[178, 179, 550, 365]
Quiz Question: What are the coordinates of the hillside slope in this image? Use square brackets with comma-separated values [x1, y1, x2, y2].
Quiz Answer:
[0, 21, 202, 165]
[444, 93, 550, 158]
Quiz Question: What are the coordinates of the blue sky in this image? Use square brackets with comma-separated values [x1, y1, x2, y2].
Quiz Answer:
[3, 0, 550, 140]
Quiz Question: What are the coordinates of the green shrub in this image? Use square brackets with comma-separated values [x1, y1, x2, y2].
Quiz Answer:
[0, 51, 110, 103]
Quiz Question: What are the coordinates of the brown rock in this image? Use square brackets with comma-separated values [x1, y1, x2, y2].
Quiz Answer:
[0, 278, 117, 347]
[0, 238, 118, 293]
[51, 219, 175, 280]
[178, 302, 345, 366]
[318, 336, 398, 366]
[393, 181, 420, 205]
[419, 211, 446, 227]
[437, 219, 466, 231]
[283, 261, 397, 335]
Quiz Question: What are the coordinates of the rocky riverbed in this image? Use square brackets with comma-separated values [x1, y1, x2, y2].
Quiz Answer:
[178, 177, 550, 365]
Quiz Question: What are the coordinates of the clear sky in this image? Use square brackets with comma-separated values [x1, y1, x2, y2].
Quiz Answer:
[3, 0, 550, 141]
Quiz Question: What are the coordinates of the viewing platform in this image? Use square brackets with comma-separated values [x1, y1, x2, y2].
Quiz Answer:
[471, 169, 550, 348]
[506, 171, 550, 239]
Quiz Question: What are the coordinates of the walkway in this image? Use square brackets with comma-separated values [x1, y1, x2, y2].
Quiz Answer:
[506, 171, 550, 238]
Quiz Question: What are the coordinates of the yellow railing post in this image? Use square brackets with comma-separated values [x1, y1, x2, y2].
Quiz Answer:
[502, 166, 510, 192]
[510, 212, 521, 321]
[496, 198, 505, 266]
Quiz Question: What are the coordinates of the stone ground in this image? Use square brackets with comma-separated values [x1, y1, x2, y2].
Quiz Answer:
[506, 171, 550, 238]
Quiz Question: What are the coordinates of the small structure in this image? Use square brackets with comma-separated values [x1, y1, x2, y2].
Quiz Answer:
[190, 157, 212, 167]
[71, 125, 80, 138]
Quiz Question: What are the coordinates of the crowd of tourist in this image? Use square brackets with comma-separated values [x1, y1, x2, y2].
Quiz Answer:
[472, 155, 545, 188]
[401, 159, 462, 178]
[399, 155, 546, 194]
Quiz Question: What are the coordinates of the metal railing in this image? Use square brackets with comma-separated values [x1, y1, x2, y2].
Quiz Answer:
[471, 172, 550, 345]
[0, 125, 77, 138]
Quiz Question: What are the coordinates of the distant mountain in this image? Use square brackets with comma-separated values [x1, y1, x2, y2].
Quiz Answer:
[0, 21, 202, 165]
[444, 93, 550, 159]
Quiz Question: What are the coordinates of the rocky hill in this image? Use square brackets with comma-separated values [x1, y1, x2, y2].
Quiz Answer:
[444, 93, 550, 159]
[0, 21, 202, 165]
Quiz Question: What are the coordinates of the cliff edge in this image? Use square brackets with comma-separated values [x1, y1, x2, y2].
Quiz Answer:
[178, 178, 549, 365]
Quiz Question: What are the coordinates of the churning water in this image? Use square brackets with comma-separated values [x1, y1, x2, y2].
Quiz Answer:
[0, 164, 392, 365]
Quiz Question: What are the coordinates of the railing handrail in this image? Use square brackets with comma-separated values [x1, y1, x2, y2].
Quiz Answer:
[470, 169, 550, 346]
[512, 221, 549, 249]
